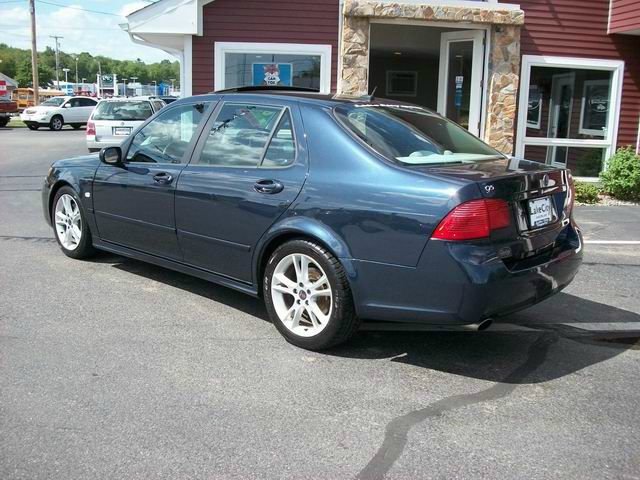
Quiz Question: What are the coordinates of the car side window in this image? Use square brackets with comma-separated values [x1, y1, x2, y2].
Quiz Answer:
[261, 110, 296, 168]
[79, 98, 96, 107]
[153, 100, 165, 112]
[67, 98, 81, 108]
[126, 103, 208, 164]
[196, 103, 283, 167]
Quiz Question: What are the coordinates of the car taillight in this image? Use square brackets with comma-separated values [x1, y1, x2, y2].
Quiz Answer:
[431, 199, 512, 241]
[86, 120, 95, 136]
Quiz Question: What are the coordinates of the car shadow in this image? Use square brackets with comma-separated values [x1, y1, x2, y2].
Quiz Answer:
[327, 293, 640, 384]
[96, 251, 639, 384]
[97, 252, 270, 321]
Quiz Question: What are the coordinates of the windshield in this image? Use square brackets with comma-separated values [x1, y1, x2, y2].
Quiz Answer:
[41, 97, 66, 106]
[334, 104, 504, 166]
[93, 101, 153, 121]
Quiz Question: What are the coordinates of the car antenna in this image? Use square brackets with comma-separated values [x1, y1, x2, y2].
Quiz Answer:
[365, 85, 378, 101]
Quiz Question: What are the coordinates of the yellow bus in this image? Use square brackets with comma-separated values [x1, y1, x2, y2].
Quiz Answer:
[12, 88, 65, 110]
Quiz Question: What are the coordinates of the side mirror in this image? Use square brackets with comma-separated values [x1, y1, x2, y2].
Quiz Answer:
[99, 146, 123, 166]
[63, 103, 71, 108]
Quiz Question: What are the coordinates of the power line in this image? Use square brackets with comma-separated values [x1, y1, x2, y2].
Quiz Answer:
[37, 0, 123, 17]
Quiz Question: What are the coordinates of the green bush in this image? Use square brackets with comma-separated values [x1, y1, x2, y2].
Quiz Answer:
[600, 147, 640, 200]
[574, 181, 600, 204]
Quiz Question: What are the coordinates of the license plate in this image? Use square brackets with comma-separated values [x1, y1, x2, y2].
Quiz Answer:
[113, 127, 131, 136]
[528, 196, 553, 228]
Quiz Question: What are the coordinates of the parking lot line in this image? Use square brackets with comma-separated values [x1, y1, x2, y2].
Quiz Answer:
[584, 240, 640, 245]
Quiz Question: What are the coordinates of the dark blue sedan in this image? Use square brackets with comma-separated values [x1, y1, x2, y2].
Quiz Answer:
[42, 88, 583, 350]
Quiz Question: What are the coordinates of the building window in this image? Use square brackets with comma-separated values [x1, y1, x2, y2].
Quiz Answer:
[386, 71, 418, 97]
[214, 42, 332, 94]
[516, 56, 624, 179]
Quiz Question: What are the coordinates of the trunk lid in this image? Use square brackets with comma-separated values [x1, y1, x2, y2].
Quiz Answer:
[422, 157, 575, 267]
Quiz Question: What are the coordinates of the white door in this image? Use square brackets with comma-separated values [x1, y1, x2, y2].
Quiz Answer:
[546, 72, 575, 166]
[437, 30, 485, 136]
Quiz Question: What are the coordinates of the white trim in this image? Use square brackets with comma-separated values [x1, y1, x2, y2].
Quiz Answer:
[437, 30, 484, 136]
[385, 70, 418, 97]
[213, 42, 332, 94]
[515, 55, 625, 177]
[183, 35, 193, 97]
[579, 79, 610, 137]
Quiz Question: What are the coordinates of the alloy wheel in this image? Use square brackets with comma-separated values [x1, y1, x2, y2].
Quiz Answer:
[270, 253, 333, 337]
[54, 194, 82, 250]
[51, 117, 62, 130]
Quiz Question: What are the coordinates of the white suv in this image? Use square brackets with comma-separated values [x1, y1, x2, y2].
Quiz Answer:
[86, 97, 165, 152]
[21, 96, 98, 131]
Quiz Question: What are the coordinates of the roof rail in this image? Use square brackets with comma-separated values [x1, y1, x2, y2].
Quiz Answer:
[211, 85, 321, 94]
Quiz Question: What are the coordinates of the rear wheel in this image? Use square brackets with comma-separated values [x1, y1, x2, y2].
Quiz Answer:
[0, 117, 9, 128]
[49, 115, 63, 131]
[263, 240, 359, 350]
[27, 123, 39, 130]
[51, 186, 96, 259]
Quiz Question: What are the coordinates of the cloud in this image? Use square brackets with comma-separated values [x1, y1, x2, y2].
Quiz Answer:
[0, 3, 174, 63]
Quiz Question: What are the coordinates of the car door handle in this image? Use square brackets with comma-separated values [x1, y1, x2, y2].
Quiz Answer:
[153, 172, 173, 185]
[254, 179, 284, 194]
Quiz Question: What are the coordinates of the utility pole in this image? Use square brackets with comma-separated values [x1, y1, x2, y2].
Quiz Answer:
[49, 35, 63, 90]
[97, 61, 102, 98]
[74, 56, 78, 94]
[29, 0, 39, 104]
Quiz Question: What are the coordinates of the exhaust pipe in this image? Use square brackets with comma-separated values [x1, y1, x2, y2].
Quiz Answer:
[463, 318, 493, 331]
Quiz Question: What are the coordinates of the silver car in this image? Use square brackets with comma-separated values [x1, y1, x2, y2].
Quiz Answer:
[86, 98, 165, 152]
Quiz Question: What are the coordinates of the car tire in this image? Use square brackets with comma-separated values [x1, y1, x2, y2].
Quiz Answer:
[263, 239, 359, 350]
[51, 186, 97, 260]
[49, 115, 64, 131]
[0, 117, 9, 128]
[27, 123, 39, 130]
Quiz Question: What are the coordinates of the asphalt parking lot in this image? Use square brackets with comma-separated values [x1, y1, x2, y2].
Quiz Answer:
[1, 126, 639, 480]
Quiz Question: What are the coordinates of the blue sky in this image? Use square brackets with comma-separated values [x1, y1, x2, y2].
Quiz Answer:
[0, 0, 174, 63]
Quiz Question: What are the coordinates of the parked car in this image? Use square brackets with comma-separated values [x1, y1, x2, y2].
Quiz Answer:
[87, 97, 165, 152]
[42, 88, 583, 350]
[21, 96, 98, 131]
[0, 97, 18, 127]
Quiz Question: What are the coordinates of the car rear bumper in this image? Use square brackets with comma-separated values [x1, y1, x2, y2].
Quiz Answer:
[349, 220, 583, 325]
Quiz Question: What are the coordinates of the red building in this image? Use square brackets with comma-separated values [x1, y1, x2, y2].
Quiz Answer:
[124, 0, 640, 179]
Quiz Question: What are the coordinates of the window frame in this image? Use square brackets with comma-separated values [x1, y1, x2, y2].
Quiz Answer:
[515, 55, 624, 180]
[192, 101, 298, 170]
[214, 42, 332, 94]
[122, 101, 213, 166]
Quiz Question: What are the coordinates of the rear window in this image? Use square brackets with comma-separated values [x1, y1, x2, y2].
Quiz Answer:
[41, 97, 66, 106]
[93, 101, 154, 121]
[334, 104, 504, 166]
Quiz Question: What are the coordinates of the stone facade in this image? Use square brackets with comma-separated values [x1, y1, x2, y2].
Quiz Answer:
[339, 0, 524, 154]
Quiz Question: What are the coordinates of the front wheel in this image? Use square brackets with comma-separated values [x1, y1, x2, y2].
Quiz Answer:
[49, 116, 63, 131]
[51, 186, 96, 259]
[263, 240, 359, 350]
